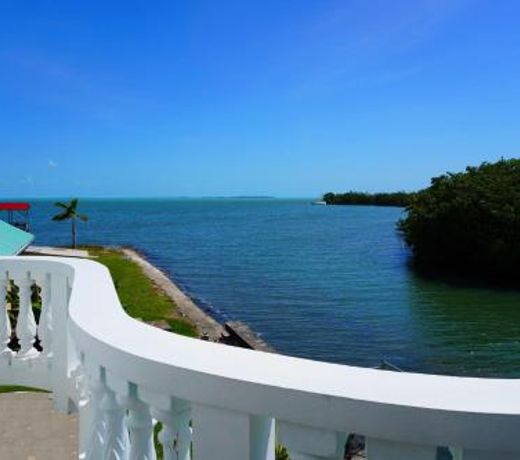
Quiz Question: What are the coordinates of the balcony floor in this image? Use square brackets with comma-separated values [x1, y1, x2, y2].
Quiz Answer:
[0, 392, 78, 459]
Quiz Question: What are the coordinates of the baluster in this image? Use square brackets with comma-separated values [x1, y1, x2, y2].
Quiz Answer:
[449, 447, 463, 460]
[35, 272, 52, 358]
[50, 272, 71, 411]
[192, 404, 273, 460]
[366, 438, 436, 460]
[0, 271, 13, 361]
[79, 371, 108, 460]
[79, 382, 107, 460]
[278, 422, 346, 460]
[251, 415, 275, 460]
[101, 386, 129, 460]
[120, 384, 156, 460]
[152, 398, 192, 460]
[15, 271, 38, 359]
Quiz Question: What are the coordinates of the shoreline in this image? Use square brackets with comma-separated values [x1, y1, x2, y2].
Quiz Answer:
[120, 247, 225, 342]
[25, 244, 275, 352]
[120, 247, 275, 352]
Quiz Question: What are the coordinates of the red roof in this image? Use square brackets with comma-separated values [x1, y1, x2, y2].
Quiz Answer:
[0, 202, 31, 211]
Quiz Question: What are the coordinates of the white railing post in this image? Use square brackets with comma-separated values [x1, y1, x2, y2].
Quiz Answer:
[251, 415, 275, 460]
[120, 384, 156, 460]
[15, 271, 38, 359]
[278, 422, 346, 460]
[50, 272, 72, 411]
[79, 367, 107, 460]
[35, 272, 53, 359]
[450, 447, 463, 460]
[101, 386, 129, 460]
[152, 398, 192, 460]
[0, 271, 13, 361]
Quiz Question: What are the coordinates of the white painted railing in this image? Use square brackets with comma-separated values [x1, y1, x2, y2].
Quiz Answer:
[1, 256, 520, 460]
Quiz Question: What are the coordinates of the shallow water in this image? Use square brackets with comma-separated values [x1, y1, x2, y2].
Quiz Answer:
[26, 199, 520, 377]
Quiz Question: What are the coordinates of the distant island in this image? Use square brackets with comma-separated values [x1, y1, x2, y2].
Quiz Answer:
[322, 191, 413, 207]
[229, 196, 276, 199]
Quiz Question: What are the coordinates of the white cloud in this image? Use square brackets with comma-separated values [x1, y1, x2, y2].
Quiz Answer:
[48, 159, 57, 168]
[21, 175, 34, 185]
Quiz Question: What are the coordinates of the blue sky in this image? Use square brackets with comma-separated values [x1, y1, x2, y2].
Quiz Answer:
[0, 0, 519, 198]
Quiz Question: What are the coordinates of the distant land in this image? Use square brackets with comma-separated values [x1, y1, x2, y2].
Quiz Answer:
[228, 196, 276, 199]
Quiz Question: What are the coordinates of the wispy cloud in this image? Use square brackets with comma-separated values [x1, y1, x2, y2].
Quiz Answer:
[48, 159, 58, 168]
[21, 175, 34, 185]
[284, 0, 467, 98]
[309, 0, 465, 57]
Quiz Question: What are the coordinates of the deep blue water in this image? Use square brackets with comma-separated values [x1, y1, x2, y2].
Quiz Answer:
[25, 199, 520, 377]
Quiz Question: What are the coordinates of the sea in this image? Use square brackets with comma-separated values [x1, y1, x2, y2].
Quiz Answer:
[24, 198, 520, 377]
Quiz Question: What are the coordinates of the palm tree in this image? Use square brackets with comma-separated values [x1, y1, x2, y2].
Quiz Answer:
[52, 199, 88, 249]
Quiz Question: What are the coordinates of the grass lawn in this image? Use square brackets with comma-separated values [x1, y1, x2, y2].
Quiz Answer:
[86, 246, 198, 338]
[0, 385, 48, 393]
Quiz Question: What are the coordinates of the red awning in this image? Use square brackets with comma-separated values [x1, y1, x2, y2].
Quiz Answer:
[0, 202, 31, 211]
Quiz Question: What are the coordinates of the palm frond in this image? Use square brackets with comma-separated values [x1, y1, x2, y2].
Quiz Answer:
[52, 212, 69, 221]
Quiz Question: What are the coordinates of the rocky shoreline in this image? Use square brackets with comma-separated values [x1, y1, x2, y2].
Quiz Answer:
[121, 247, 275, 352]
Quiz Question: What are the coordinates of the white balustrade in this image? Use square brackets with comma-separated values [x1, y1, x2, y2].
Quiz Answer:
[15, 271, 38, 359]
[152, 405, 191, 460]
[0, 256, 520, 460]
[101, 384, 130, 459]
[151, 398, 192, 460]
[35, 272, 52, 359]
[119, 384, 157, 460]
[81, 371, 108, 460]
[0, 271, 12, 360]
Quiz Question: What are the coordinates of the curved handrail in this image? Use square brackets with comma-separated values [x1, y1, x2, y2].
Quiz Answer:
[3, 256, 520, 452]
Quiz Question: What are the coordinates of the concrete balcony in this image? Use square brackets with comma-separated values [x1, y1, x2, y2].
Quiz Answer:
[0, 256, 519, 459]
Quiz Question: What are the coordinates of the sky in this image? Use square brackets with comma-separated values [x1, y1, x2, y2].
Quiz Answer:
[0, 0, 519, 198]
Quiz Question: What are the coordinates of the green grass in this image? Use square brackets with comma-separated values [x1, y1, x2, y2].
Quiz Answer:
[86, 247, 197, 338]
[0, 385, 49, 393]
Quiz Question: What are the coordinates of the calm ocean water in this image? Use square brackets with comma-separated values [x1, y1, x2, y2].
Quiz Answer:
[26, 199, 520, 377]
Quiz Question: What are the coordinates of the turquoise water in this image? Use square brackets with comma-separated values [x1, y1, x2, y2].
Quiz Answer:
[26, 199, 520, 377]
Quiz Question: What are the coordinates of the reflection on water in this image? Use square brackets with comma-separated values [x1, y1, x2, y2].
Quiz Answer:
[408, 275, 520, 377]
[26, 198, 520, 377]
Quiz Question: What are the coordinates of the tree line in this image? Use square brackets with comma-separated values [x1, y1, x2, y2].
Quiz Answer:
[322, 191, 413, 207]
[398, 158, 520, 283]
